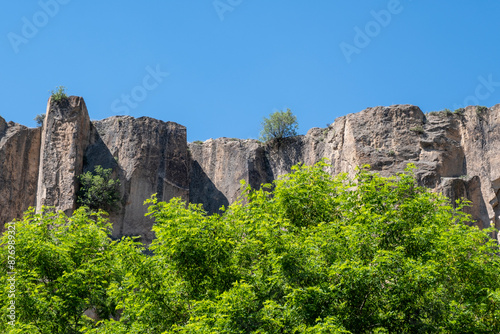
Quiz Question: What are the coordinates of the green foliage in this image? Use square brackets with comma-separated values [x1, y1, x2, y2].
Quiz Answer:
[427, 109, 452, 117]
[3, 161, 500, 333]
[259, 108, 298, 142]
[34, 114, 45, 127]
[77, 165, 120, 211]
[409, 125, 424, 134]
[442, 108, 452, 116]
[0, 207, 140, 333]
[476, 105, 488, 115]
[454, 108, 465, 115]
[50, 86, 68, 103]
[192, 140, 204, 145]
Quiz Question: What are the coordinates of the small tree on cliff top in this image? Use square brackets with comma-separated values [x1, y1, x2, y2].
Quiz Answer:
[34, 114, 45, 127]
[259, 108, 298, 142]
[50, 85, 68, 103]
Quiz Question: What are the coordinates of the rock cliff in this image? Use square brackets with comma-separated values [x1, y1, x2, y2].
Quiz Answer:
[0, 98, 498, 243]
[36, 96, 91, 214]
[0, 116, 40, 226]
[85, 115, 189, 242]
[0, 97, 188, 243]
[188, 105, 500, 239]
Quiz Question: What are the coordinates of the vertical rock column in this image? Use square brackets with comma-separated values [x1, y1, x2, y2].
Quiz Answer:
[36, 96, 90, 214]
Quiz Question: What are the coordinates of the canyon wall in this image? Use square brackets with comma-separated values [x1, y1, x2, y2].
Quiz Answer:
[0, 98, 498, 242]
[189, 105, 500, 237]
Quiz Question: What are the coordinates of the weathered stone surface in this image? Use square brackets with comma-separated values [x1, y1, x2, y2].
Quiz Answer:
[0, 117, 41, 228]
[85, 116, 189, 243]
[188, 138, 271, 213]
[189, 105, 500, 241]
[36, 96, 91, 214]
[1, 100, 499, 243]
[456, 105, 500, 236]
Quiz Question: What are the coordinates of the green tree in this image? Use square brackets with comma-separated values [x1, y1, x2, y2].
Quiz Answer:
[94, 161, 500, 333]
[0, 207, 140, 334]
[259, 108, 299, 142]
[34, 114, 45, 127]
[3, 161, 500, 333]
[77, 165, 121, 211]
[50, 86, 68, 103]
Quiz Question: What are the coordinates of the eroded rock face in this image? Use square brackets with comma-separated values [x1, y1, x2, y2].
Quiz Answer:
[188, 138, 271, 213]
[36, 96, 91, 214]
[85, 116, 189, 243]
[0, 117, 41, 228]
[189, 104, 500, 240]
[457, 105, 500, 236]
[1, 100, 499, 243]
[1, 97, 188, 244]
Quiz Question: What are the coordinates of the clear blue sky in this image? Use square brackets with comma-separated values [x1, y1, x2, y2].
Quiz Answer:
[1, 1, 500, 141]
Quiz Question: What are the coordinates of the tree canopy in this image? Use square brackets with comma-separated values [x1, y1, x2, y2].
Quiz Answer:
[2, 161, 500, 333]
[77, 165, 121, 212]
[259, 109, 298, 142]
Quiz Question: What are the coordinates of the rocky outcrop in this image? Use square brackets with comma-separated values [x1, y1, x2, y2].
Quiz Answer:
[0, 100, 499, 243]
[457, 105, 500, 234]
[189, 105, 500, 239]
[36, 96, 91, 214]
[188, 139, 271, 213]
[0, 97, 188, 244]
[0, 117, 41, 229]
[85, 116, 189, 243]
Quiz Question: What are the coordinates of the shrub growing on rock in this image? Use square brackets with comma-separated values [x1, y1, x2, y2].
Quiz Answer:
[50, 86, 68, 103]
[259, 108, 298, 142]
[77, 165, 120, 211]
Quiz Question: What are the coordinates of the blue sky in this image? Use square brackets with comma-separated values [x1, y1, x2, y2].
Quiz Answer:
[1, 1, 500, 141]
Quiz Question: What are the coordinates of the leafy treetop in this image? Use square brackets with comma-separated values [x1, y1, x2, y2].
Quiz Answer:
[77, 165, 120, 212]
[259, 108, 298, 142]
[50, 86, 68, 103]
[34, 114, 45, 127]
[1, 161, 500, 333]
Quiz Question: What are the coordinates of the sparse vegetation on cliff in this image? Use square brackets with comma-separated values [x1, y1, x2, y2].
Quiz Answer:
[410, 125, 425, 134]
[77, 165, 120, 211]
[476, 105, 488, 115]
[2, 161, 500, 333]
[50, 85, 68, 103]
[34, 114, 45, 127]
[259, 108, 298, 142]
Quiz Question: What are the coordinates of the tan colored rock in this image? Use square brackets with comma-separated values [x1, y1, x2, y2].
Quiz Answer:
[1, 100, 499, 243]
[456, 105, 500, 236]
[189, 105, 500, 241]
[0, 117, 41, 228]
[36, 96, 91, 214]
[85, 116, 189, 243]
[188, 138, 270, 213]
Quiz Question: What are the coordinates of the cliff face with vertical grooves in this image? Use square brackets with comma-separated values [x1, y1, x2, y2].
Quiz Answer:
[0, 98, 498, 243]
[0, 116, 40, 225]
[36, 96, 91, 214]
[0, 97, 189, 243]
[188, 104, 500, 239]
[85, 115, 189, 242]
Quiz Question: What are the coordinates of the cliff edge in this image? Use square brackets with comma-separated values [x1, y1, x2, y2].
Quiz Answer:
[0, 99, 498, 243]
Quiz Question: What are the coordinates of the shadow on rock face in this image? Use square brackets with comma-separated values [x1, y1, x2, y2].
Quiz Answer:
[189, 160, 229, 214]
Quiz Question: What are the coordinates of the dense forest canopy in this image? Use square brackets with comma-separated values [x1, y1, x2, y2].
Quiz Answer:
[1, 161, 500, 333]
